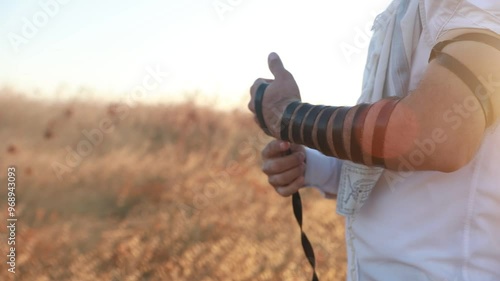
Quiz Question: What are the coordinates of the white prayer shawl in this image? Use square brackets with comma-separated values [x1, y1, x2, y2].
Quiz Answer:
[336, 0, 422, 216]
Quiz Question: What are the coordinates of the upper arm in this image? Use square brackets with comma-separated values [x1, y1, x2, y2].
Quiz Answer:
[384, 29, 500, 172]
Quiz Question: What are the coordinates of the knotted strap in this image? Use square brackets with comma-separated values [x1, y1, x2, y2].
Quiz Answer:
[254, 83, 319, 281]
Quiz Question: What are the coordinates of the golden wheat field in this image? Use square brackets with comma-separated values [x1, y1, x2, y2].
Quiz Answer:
[0, 89, 346, 281]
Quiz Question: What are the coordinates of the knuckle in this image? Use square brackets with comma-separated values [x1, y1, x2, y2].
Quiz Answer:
[268, 176, 276, 187]
[261, 162, 268, 173]
[261, 162, 270, 174]
[253, 78, 264, 88]
[261, 146, 268, 158]
[273, 174, 283, 185]
[268, 162, 278, 173]
[276, 187, 287, 197]
[296, 152, 303, 162]
[283, 189, 293, 197]
[274, 142, 283, 154]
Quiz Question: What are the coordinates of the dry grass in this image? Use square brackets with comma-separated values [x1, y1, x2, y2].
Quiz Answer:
[0, 89, 346, 281]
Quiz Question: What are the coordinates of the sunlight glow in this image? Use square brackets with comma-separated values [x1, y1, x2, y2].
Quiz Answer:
[0, 0, 392, 109]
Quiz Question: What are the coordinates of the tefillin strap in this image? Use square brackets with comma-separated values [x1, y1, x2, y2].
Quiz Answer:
[281, 98, 402, 168]
[254, 83, 320, 281]
[429, 32, 500, 128]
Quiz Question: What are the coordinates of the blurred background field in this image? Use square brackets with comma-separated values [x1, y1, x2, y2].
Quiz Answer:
[0, 89, 346, 281]
[0, 0, 397, 279]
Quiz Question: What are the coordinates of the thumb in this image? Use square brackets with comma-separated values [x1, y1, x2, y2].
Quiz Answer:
[268, 52, 287, 79]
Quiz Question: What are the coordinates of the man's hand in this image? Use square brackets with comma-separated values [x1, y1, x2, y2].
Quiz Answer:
[248, 52, 302, 138]
[261, 140, 306, 197]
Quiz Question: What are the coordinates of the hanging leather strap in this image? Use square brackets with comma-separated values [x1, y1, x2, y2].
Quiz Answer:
[254, 83, 319, 281]
[291, 183, 319, 281]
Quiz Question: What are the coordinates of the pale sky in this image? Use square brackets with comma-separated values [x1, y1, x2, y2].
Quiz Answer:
[0, 0, 392, 109]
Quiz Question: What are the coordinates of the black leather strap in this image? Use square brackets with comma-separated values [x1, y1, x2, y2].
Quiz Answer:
[280, 101, 301, 141]
[430, 32, 500, 61]
[255, 83, 272, 135]
[291, 103, 313, 144]
[434, 52, 494, 127]
[303, 106, 326, 148]
[316, 107, 338, 156]
[332, 107, 351, 160]
[453, 33, 500, 51]
[428, 32, 500, 127]
[372, 98, 400, 167]
[257, 95, 319, 280]
[292, 183, 319, 281]
[350, 104, 371, 164]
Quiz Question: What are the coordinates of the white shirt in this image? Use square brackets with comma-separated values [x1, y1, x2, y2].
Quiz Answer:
[304, 1, 500, 280]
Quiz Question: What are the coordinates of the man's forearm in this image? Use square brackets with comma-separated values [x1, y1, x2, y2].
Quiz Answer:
[281, 98, 408, 170]
[280, 88, 489, 173]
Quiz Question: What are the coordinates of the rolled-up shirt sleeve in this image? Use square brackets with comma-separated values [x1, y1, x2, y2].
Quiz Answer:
[303, 147, 342, 199]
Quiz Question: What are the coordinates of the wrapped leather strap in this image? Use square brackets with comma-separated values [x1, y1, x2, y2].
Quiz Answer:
[303, 106, 326, 148]
[434, 52, 494, 127]
[316, 107, 338, 156]
[430, 32, 500, 61]
[332, 107, 351, 160]
[279, 98, 402, 167]
[350, 104, 371, 164]
[372, 98, 401, 167]
[281, 101, 301, 141]
[429, 32, 500, 127]
[291, 103, 314, 144]
[255, 83, 272, 135]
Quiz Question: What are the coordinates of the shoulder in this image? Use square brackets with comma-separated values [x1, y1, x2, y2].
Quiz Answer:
[420, 0, 500, 43]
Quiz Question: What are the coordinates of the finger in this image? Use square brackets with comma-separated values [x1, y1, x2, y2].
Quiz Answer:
[248, 99, 255, 113]
[268, 163, 305, 187]
[276, 175, 305, 197]
[288, 143, 304, 154]
[261, 140, 290, 159]
[250, 78, 271, 95]
[268, 52, 288, 80]
[262, 151, 305, 175]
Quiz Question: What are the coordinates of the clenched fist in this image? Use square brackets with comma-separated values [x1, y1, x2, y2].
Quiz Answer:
[261, 140, 306, 197]
[248, 52, 301, 138]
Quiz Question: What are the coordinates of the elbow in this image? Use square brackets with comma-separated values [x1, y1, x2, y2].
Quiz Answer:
[395, 141, 478, 173]
[435, 159, 469, 173]
[428, 148, 476, 173]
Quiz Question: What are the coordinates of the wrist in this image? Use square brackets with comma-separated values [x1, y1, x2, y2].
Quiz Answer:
[265, 98, 301, 139]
